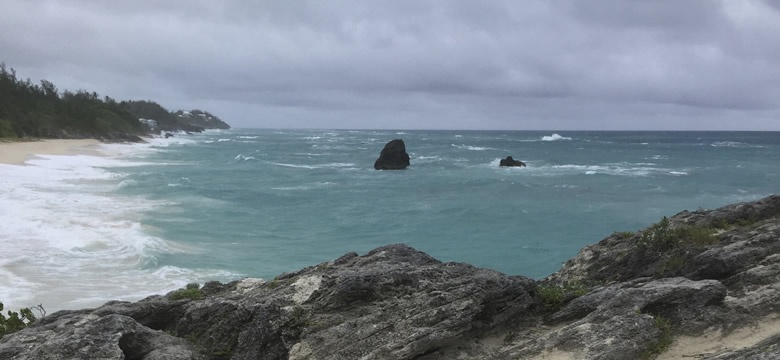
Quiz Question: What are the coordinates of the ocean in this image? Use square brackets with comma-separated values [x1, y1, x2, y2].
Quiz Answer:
[1, 129, 779, 311]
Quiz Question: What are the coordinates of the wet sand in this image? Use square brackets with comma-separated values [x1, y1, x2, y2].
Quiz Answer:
[0, 139, 102, 165]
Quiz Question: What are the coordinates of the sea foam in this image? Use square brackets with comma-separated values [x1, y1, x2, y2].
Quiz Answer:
[0, 146, 234, 312]
[541, 133, 572, 141]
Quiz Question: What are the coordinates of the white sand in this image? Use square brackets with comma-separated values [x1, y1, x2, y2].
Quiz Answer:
[0, 139, 102, 165]
[659, 313, 780, 359]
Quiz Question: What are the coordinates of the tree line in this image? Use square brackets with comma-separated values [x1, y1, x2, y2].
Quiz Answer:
[0, 63, 228, 140]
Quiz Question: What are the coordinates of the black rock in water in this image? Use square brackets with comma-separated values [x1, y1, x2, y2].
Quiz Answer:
[374, 139, 410, 170]
[499, 156, 526, 167]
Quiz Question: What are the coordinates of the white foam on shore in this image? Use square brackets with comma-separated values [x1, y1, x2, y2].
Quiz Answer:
[0, 142, 233, 312]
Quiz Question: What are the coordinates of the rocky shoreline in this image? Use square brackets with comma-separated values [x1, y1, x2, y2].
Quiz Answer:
[2, 196, 779, 359]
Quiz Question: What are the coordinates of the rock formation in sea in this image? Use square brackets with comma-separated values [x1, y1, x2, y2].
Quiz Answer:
[499, 156, 526, 167]
[374, 139, 410, 170]
[2, 195, 779, 359]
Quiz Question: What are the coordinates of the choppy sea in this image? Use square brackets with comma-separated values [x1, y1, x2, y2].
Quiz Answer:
[1, 129, 779, 311]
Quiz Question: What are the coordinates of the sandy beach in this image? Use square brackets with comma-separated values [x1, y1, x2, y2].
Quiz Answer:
[0, 139, 102, 165]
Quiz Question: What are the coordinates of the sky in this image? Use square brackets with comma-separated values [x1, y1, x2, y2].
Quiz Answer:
[2, 1, 780, 130]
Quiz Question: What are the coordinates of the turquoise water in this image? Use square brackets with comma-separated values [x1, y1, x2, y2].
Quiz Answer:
[3, 129, 778, 311]
[114, 130, 780, 280]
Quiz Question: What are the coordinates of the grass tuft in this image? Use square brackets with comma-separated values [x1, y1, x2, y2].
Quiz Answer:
[641, 315, 674, 359]
[169, 283, 205, 301]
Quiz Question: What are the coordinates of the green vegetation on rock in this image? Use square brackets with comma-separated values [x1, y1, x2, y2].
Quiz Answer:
[640, 217, 718, 252]
[641, 315, 674, 359]
[536, 281, 589, 312]
[0, 302, 36, 339]
[169, 283, 205, 301]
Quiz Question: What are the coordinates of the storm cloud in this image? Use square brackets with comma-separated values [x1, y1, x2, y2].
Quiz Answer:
[2, 0, 779, 130]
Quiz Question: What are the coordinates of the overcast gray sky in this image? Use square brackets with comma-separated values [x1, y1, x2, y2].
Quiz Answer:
[2, 1, 780, 130]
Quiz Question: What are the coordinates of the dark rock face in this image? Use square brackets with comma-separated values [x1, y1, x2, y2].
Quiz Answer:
[2, 196, 780, 359]
[499, 156, 526, 167]
[374, 139, 410, 170]
[0, 244, 535, 360]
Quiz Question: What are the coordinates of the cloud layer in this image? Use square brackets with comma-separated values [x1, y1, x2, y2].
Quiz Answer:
[2, 0, 779, 129]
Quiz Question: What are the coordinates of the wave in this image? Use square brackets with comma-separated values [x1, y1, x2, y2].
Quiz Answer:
[711, 141, 763, 148]
[237, 136, 258, 139]
[648, 155, 670, 160]
[269, 162, 356, 169]
[271, 182, 336, 191]
[415, 155, 444, 164]
[217, 138, 232, 142]
[232, 154, 257, 162]
[452, 144, 493, 151]
[292, 152, 329, 157]
[0, 155, 236, 311]
[544, 164, 688, 177]
[541, 133, 572, 141]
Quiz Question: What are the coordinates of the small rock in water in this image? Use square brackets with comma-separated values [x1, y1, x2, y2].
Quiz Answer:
[499, 156, 526, 167]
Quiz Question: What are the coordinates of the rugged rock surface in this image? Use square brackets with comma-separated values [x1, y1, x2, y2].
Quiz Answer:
[2, 196, 779, 359]
[499, 156, 526, 167]
[373, 139, 410, 170]
[0, 245, 535, 360]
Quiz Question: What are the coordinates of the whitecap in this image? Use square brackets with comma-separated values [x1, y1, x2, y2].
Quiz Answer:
[711, 141, 762, 148]
[270, 162, 355, 169]
[232, 154, 257, 162]
[452, 144, 492, 151]
[541, 133, 572, 141]
[648, 155, 670, 160]
[117, 179, 138, 189]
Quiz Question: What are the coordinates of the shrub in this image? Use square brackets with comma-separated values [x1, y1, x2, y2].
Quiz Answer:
[0, 302, 37, 339]
[614, 231, 635, 239]
[641, 315, 674, 359]
[536, 281, 589, 312]
[169, 283, 204, 300]
[640, 217, 718, 251]
[0, 119, 17, 138]
[657, 254, 687, 277]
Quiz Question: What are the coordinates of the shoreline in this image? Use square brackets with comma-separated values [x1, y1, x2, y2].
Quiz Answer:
[0, 139, 103, 165]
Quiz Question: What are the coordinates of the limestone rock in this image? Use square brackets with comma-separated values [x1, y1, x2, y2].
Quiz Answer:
[0, 245, 535, 360]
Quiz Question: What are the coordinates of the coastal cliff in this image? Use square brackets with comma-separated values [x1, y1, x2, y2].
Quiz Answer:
[1, 196, 779, 359]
